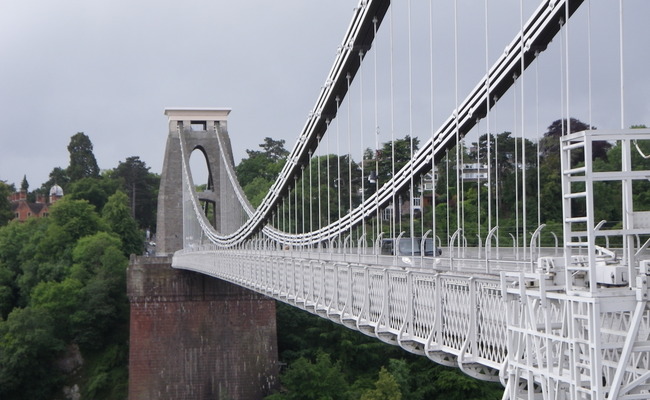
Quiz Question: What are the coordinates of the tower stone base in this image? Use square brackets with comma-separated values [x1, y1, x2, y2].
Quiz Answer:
[127, 256, 278, 400]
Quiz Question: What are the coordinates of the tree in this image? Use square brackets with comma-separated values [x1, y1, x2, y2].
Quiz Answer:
[375, 136, 420, 188]
[236, 138, 288, 186]
[67, 132, 100, 182]
[70, 232, 124, 283]
[236, 138, 289, 209]
[102, 191, 143, 256]
[360, 367, 402, 400]
[110, 156, 159, 229]
[0, 181, 13, 226]
[20, 175, 28, 192]
[267, 353, 349, 400]
[0, 218, 48, 313]
[430, 368, 502, 400]
[34, 198, 105, 265]
[242, 176, 273, 208]
[40, 166, 70, 194]
[537, 118, 604, 224]
[30, 278, 83, 342]
[254, 137, 290, 161]
[68, 177, 119, 212]
[0, 307, 65, 400]
[69, 232, 129, 349]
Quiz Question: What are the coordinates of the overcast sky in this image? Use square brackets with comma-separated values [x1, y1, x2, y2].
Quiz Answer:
[0, 0, 353, 188]
[1, 0, 648, 189]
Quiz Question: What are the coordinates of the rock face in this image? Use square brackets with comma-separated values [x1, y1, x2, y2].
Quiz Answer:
[55, 344, 84, 374]
[127, 256, 279, 400]
[62, 384, 80, 400]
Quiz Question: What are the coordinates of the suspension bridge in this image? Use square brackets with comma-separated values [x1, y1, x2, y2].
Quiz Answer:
[139, 1, 650, 399]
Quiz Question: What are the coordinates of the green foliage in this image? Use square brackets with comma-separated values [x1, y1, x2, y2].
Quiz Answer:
[67, 132, 100, 182]
[429, 369, 502, 400]
[69, 232, 129, 349]
[34, 198, 104, 266]
[0, 138, 159, 399]
[82, 344, 128, 400]
[40, 166, 70, 194]
[30, 278, 84, 342]
[0, 181, 13, 226]
[236, 137, 289, 209]
[51, 197, 104, 239]
[360, 367, 402, 400]
[102, 190, 143, 256]
[376, 136, 419, 188]
[110, 156, 159, 229]
[267, 353, 349, 400]
[237, 151, 286, 187]
[0, 307, 65, 400]
[0, 182, 130, 399]
[70, 232, 123, 282]
[271, 302, 505, 400]
[68, 177, 119, 212]
[20, 175, 29, 192]
[242, 176, 274, 208]
[0, 219, 49, 311]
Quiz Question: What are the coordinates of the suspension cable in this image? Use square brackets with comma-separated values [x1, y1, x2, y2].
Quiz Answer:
[520, 0, 527, 256]
[513, 74, 520, 254]
[485, 0, 492, 235]
[536, 51, 541, 234]
[317, 135, 322, 236]
[559, 19, 569, 136]
[336, 96, 342, 232]
[309, 150, 313, 234]
[494, 95, 500, 254]
[390, 4, 396, 241]
[359, 49, 367, 245]
[477, 118, 481, 248]
[301, 165, 306, 234]
[446, 149, 450, 246]
[326, 119, 331, 230]
[619, 0, 625, 129]
[373, 16, 381, 243]
[347, 72, 353, 249]
[430, 0, 436, 248]
[454, 0, 461, 248]
[564, 2, 571, 133]
[587, 0, 593, 128]
[408, 0, 415, 248]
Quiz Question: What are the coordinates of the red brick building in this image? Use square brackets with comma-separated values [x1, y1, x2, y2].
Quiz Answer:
[9, 185, 63, 222]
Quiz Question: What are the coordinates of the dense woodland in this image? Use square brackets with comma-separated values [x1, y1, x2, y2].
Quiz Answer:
[0, 120, 648, 399]
[0, 133, 158, 399]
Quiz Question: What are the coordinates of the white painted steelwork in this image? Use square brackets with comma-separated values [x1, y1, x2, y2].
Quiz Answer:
[174, 249, 506, 381]
[174, 0, 583, 248]
[167, 0, 650, 397]
[176, 127, 650, 399]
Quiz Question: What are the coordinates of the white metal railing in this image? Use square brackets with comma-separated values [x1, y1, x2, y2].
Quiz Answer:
[173, 249, 507, 381]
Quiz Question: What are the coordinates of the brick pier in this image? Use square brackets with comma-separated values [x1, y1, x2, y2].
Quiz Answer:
[127, 256, 278, 400]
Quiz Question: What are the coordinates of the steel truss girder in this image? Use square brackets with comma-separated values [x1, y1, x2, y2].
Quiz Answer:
[502, 270, 650, 400]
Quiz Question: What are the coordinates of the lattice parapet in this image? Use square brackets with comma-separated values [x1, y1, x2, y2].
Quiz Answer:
[173, 250, 506, 379]
[176, 248, 650, 396]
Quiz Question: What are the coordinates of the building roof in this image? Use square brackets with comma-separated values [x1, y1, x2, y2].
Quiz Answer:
[49, 184, 64, 197]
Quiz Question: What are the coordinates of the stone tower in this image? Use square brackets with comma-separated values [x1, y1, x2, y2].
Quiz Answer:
[128, 108, 278, 399]
[156, 108, 242, 255]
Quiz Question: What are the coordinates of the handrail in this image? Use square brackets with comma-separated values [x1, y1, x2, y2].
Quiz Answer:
[529, 224, 546, 271]
[485, 226, 499, 273]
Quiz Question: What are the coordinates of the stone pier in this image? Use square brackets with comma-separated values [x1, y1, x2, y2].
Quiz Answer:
[127, 256, 278, 400]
